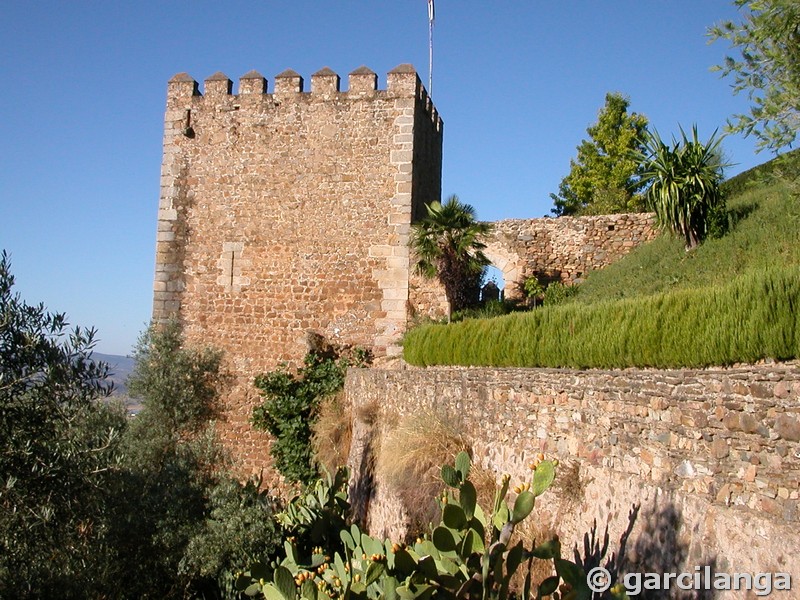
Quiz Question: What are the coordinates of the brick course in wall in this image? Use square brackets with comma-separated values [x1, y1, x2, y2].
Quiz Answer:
[345, 365, 800, 586]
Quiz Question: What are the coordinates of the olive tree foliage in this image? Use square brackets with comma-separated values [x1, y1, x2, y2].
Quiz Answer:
[411, 195, 492, 316]
[709, 0, 800, 152]
[127, 321, 224, 439]
[0, 251, 126, 598]
[0, 257, 280, 599]
[551, 92, 650, 216]
[107, 322, 280, 600]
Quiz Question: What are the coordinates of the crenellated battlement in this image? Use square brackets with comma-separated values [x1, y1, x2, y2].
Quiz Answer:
[166, 65, 442, 131]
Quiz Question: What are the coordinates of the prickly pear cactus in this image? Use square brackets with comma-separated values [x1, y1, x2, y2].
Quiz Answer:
[238, 452, 594, 600]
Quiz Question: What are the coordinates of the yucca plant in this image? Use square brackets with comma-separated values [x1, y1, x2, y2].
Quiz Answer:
[411, 195, 493, 317]
[638, 126, 728, 250]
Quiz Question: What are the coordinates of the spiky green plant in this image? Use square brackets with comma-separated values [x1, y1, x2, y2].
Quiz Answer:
[411, 195, 493, 317]
[638, 126, 728, 250]
[237, 454, 599, 600]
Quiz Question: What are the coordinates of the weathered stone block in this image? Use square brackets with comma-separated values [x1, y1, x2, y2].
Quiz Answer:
[775, 415, 800, 442]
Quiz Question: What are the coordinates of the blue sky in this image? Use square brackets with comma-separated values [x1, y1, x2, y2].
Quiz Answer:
[0, 1, 766, 356]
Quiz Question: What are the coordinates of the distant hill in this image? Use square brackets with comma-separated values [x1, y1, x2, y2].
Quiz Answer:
[92, 352, 143, 414]
[93, 352, 135, 395]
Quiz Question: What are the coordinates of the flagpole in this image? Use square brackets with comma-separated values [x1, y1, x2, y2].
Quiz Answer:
[428, 0, 434, 95]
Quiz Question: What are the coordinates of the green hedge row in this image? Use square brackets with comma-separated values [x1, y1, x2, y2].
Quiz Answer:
[403, 268, 800, 369]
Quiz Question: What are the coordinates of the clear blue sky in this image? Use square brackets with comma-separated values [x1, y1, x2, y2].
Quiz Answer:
[0, 1, 766, 356]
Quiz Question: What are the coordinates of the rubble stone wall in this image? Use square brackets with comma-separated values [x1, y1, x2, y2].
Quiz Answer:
[488, 213, 657, 297]
[408, 213, 657, 315]
[345, 364, 800, 588]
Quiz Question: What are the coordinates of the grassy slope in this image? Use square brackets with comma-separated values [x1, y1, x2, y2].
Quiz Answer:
[570, 150, 800, 303]
[403, 151, 800, 368]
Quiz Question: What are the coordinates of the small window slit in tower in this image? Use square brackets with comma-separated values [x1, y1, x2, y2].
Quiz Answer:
[183, 109, 195, 137]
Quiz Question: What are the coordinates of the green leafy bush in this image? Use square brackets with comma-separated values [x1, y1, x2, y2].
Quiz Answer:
[523, 277, 545, 307]
[181, 477, 281, 598]
[253, 352, 359, 484]
[0, 257, 280, 599]
[404, 267, 800, 369]
[127, 321, 224, 433]
[542, 282, 578, 307]
[107, 323, 280, 599]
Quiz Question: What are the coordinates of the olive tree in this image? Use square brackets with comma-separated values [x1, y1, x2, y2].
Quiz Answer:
[709, 0, 800, 152]
[0, 251, 125, 598]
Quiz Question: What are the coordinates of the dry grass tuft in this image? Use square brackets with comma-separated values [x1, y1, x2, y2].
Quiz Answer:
[553, 459, 584, 505]
[355, 400, 380, 426]
[311, 391, 352, 475]
[375, 410, 469, 536]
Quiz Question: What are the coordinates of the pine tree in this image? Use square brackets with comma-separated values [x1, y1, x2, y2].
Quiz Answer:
[551, 93, 650, 216]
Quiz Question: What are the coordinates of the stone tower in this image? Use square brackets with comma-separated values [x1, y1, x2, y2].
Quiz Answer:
[152, 65, 442, 473]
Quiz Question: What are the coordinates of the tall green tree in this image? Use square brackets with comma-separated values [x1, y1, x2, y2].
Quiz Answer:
[709, 0, 800, 152]
[0, 257, 280, 598]
[638, 126, 728, 251]
[411, 195, 492, 316]
[551, 93, 650, 216]
[107, 323, 279, 600]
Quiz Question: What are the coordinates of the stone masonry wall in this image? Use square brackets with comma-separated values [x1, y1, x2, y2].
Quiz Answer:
[408, 212, 657, 316]
[345, 365, 800, 590]
[152, 66, 442, 477]
[488, 213, 657, 297]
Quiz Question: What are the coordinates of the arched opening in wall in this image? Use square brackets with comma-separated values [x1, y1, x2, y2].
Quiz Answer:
[480, 265, 505, 303]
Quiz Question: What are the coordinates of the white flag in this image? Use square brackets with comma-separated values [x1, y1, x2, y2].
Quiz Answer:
[428, 0, 435, 24]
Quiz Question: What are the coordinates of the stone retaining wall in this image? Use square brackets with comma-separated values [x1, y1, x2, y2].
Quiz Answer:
[345, 364, 800, 591]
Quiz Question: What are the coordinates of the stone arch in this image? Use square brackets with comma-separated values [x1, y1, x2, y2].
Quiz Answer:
[483, 242, 524, 301]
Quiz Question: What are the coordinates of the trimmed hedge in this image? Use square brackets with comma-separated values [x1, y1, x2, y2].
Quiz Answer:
[403, 268, 800, 369]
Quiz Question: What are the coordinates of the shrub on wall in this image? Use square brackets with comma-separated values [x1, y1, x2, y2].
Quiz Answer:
[253, 354, 347, 484]
[253, 349, 368, 484]
[404, 267, 800, 369]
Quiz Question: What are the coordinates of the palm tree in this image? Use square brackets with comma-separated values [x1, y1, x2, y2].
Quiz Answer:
[410, 195, 493, 317]
[638, 126, 728, 251]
